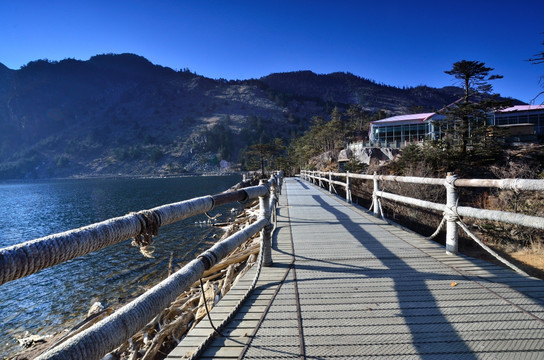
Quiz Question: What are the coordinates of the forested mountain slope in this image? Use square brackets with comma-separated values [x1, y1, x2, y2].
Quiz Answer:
[0, 53, 520, 179]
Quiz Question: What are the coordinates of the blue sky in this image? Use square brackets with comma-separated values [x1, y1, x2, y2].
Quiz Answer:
[1, 0, 543, 103]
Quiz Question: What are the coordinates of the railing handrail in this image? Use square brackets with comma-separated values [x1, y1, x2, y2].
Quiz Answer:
[300, 170, 544, 252]
[0, 180, 271, 287]
[302, 170, 544, 191]
[1, 172, 283, 360]
[300, 170, 543, 277]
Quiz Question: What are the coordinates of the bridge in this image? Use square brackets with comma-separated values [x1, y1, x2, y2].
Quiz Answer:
[167, 177, 544, 359]
[1, 173, 544, 359]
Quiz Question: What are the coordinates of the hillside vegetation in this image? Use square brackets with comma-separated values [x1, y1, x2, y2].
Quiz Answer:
[0, 53, 486, 180]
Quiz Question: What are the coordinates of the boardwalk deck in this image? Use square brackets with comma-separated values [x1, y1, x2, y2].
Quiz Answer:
[167, 177, 544, 359]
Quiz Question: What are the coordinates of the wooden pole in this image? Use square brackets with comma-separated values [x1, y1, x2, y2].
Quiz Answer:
[259, 180, 273, 266]
[346, 172, 351, 203]
[372, 172, 380, 217]
[445, 173, 459, 254]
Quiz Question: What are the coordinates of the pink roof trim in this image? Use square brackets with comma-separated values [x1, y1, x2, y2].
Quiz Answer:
[372, 112, 436, 124]
[497, 105, 544, 113]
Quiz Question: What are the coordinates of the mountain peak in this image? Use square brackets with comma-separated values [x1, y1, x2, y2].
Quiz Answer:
[89, 53, 153, 66]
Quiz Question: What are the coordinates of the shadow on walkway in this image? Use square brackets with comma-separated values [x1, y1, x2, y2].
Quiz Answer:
[290, 189, 477, 359]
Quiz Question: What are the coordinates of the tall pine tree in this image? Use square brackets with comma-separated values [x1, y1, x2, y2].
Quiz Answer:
[442, 60, 504, 156]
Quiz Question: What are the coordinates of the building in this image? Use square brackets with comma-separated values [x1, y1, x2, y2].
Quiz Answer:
[369, 112, 445, 144]
[369, 104, 544, 145]
[488, 105, 544, 135]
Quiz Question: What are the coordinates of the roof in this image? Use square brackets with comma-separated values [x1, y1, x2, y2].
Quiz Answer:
[497, 105, 544, 113]
[371, 112, 436, 125]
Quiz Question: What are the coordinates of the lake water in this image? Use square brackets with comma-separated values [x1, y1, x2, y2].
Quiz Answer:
[0, 175, 241, 357]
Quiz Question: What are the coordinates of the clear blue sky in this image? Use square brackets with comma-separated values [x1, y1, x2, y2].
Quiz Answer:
[1, 0, 543, 104]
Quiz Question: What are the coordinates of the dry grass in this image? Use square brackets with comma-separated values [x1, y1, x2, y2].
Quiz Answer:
[510, 248, 544, 273]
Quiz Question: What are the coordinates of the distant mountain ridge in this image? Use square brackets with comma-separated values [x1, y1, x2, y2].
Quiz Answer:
[260, 70, 469, 112]
[0, 53, 522, 179]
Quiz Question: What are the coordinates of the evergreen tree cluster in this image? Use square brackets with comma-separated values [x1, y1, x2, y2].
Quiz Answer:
[288, 105, 377, 170]
[285, 59, 532, 179]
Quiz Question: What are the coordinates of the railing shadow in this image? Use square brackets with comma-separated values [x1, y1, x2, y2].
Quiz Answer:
[286, 179, 478, 359]
[311, 193, 477, 358]
[298, 177, 544, 306]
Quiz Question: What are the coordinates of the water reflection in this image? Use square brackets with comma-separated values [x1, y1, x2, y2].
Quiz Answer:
[0, 175, 241, 357]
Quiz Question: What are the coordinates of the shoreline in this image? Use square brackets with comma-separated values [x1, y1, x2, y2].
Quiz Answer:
[0, 171, 243, 185]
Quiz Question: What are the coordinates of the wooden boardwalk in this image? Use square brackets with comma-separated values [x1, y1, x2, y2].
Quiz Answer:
[168, 177, 544, 359]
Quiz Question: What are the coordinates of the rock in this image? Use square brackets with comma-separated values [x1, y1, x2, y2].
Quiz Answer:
[347, 145, 400, 165]
[87, 301, 104, 317]
[338, 149, 353, 162]
[16, 332, 52, 349]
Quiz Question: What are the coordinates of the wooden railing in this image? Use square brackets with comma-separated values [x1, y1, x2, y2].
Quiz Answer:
[300, 170, 544, 272]
[1, 173, 283, 360]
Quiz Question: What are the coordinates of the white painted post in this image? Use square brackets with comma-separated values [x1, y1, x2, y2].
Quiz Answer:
[346, 172, 351, 203]
[445, 172, 459, 254]
[372, 172, 380, 217]
[329, 171, 332, 192]
[259, 180, 273, 266]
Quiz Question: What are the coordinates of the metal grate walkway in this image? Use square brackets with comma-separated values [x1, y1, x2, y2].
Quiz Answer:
[168, 177, 544, 359]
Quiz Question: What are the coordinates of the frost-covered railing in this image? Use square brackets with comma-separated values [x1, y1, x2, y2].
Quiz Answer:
[0, 172, 283, 360]
[300, 170, 544, 274]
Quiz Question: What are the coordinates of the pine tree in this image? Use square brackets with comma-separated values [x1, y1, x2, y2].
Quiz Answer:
[442, 60, 504, 156]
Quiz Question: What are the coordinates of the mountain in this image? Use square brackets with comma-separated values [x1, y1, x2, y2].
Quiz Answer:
[260, 70, 474, 112]
[0, 53, 519, 179]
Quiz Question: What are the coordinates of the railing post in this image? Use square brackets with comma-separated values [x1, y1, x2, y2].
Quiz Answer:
[445, 172, 459, 254]
[329, 171, 332, 192]
[259, 180, 273, 266]
[372, 172, 380, 217]
[270, 174, 278, 217]
[346, 171, 351, 203]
